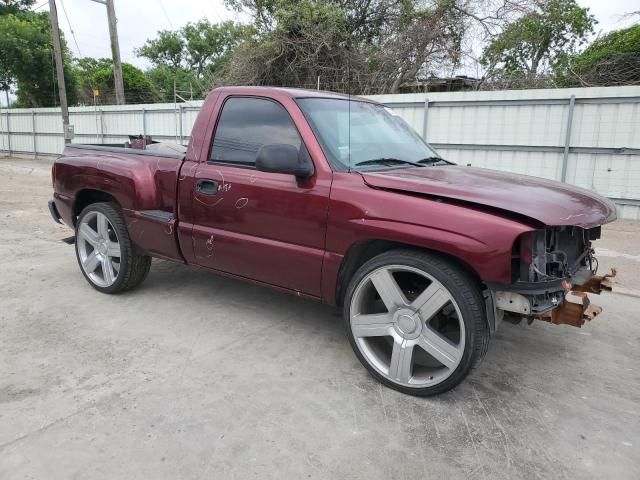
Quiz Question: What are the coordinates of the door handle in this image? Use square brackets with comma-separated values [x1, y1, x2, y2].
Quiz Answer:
[196, 179, 219, 195]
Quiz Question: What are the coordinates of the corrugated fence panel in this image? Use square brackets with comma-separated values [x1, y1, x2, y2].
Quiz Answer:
[442, 149, 562, 181]
[426, 103, 567, 147]
[1, 87, 639, 218]
[102, 110, 144, 140]
[572, 101, 640, 149]
[144, 110, 178, 139]
[35, 112, 63, 134]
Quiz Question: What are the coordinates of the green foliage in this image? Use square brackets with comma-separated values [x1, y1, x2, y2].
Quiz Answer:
[481, 0, 596, 79]
[136, 19, 247, 79]
[74, 58, 159, 104]
[0, 0, 35, 15]
[218, 0, 469, 94]
[0, 9, 78, 107]
[556, 24, 640, 86]
[144, 66, 201, 102]
[219, 0, 349, 89]
[136, 30, 185, 69]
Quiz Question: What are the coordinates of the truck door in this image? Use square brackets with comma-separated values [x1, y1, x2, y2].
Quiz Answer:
[188, 95, 331, 297]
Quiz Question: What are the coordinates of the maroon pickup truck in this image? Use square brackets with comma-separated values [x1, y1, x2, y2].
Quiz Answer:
[49, 86, 617, 396]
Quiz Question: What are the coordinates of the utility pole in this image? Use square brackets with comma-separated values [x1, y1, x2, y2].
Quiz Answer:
[48, 0, 71, 143]
[90, 0, 125, 104]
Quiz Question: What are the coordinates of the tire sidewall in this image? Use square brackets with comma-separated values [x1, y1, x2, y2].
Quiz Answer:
[75, 203, 131, 294]
[343, 250, 483, 396]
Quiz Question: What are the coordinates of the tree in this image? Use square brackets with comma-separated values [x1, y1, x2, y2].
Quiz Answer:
[220, 0, 351, 91]
[144, 66, 201, 102]
[481, 0, 595, 85]
[556, 24, 640, 87]
[136, 30, 185, 70]
[135, 19, 247, 96]
[219, 0, 518, 94]
[0, 8, 78, 107]
[0, 0, 34, 15]
[74, 58, 159, 104]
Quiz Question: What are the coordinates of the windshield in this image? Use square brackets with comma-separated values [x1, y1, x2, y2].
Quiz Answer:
[297, 97, 444, 171]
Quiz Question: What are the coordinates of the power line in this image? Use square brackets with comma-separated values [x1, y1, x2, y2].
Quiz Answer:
[157, 0, 173, 29]
[206, 0, 225, 24]
[59, 0, 82, 57]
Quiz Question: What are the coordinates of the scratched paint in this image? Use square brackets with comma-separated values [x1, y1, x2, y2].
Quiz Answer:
[194, 195, 224, 207]
[235, 198, 249, 209]
[205, 235, 215, 258]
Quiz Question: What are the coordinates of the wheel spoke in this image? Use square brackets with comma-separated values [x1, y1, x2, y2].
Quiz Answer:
[79, 223, 100, 247]
[370, 268, 406, 311]
[83, 251, 100, 273]
[97, 213, 109, 238]
[351, 313, 394, 337]
[389, 339, 413, 383]
[106, 241, 121, 258]
[417, 326, 462, 370]
[412, 284, 452, 322]
[102, 258, 115, 285]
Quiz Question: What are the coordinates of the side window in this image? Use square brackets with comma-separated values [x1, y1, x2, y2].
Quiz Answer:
[210, 97, 302, 166]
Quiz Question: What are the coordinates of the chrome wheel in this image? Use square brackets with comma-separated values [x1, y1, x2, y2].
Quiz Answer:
[76, 211, 121, 287]
[349, 265, 466, 388]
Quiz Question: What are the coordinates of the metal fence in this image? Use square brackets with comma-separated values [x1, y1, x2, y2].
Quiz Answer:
[1, 86, 639, 219]
[0, 101, 205, 157]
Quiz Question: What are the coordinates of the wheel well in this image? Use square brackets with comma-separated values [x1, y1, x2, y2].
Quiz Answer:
[334, 239, 483, 307]
[73, 189, 119, 224]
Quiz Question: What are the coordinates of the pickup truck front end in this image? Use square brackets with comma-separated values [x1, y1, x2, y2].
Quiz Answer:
[491, 226, 616, 328]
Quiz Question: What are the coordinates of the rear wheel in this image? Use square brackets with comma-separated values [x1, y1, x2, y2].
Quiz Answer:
[75, 202, 151, 293]
[344, 249, 489, 396]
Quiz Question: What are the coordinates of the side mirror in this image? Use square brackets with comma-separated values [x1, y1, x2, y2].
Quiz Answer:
[255, 144, 314, 178]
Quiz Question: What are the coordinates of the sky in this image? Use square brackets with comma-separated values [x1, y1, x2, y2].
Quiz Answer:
[37, 0, 242, 67]
[44, 0, 640, 68]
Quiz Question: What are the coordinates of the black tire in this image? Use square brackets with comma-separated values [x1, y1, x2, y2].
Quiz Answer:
[343, 249, 489, 396]
[75, 202, 151, 294]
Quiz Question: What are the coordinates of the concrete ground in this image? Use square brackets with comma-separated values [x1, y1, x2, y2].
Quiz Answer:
[1, 156, 639, 480]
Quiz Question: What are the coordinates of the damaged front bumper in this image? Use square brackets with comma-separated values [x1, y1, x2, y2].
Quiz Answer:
[534, 269, 616, 327]
[489, 269, 616, 329]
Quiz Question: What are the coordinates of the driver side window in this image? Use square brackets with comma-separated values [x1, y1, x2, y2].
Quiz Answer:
[209, 97, 302, 167]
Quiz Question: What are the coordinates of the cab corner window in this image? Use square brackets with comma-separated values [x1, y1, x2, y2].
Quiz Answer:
[209, 97, 302, 167]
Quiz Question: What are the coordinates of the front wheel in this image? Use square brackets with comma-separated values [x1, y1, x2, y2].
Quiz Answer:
[343, 249, 489, 396]
[75, 202, 151, 293]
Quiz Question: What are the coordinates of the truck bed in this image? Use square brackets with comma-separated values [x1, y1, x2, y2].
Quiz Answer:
[52, 143, 187, 262]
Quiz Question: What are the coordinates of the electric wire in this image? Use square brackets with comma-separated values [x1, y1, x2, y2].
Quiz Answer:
[157, 0, 173, 29]
[59, 0, 82, 57]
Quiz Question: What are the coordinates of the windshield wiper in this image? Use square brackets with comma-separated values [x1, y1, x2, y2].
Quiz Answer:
[416, 156, 449, 166]
[355, 158, 425, 168]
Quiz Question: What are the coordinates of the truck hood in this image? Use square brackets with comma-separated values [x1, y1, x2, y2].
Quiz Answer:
[361, 166, 617, 228]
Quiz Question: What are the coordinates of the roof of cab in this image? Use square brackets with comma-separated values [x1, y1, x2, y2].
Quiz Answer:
[210, 86, 378, 104]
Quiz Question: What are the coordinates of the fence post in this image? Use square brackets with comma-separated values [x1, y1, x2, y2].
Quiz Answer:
[178, 104, 184, 144]
[99, 109, 105, 143]
[561, 95, 576, 182]
[6, 110, 11, 154]
[32, 111, 38, 158]
[422, 99, 430, 141]
[142, 108, 147, 137]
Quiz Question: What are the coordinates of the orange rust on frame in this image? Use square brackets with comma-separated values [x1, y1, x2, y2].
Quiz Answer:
[572, 268, 617, 295]
[536, 291, 603, 328]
